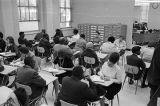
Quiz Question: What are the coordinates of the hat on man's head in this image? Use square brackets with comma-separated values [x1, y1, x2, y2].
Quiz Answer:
[19, 47, 29, 54]
[132, 46, 141, 54]
[86, 42, 94, 49]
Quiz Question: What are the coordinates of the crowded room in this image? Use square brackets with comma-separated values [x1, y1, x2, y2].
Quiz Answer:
[0, 0, 160, 106]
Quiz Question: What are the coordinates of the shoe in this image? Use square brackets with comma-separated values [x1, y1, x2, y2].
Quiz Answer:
[141, 84, 148, 88]
[129, 79, 134, 85]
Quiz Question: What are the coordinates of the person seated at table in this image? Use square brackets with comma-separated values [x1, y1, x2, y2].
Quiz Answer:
[126, 46, 147, 88]
[114, 36, 126, 56]
[100, 36, 118, 54]
[81, 42, 99, 73]
[5, 36, 19, 63]
[140, 42, 155, 63]
[18, 32, 31, 48]
[93, 31, 101, 45]
[68, 28, 80, 43]
[0, 32, 6, 52]
[8, 87, 29, 106]
[99, 52, 122, 101]
[58, 66, 102, 106]
[15, 47, 41, 72]
[53, 29, 64, 39]
[54, 38, 75, 84]
[15, 57, 46, 100]
[74, 34, 87, 53]
[34, 29, 46, 42]
[0, 59, 8, 85]
[38, 33, 52, 58]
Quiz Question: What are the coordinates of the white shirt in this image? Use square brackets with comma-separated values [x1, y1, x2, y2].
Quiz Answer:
[100, 42, 118, 54]
[140, 47, 154, 62]
[68, 34, 80, 43]
[114, 39, 126, 50]
[99, 62, 122, 83]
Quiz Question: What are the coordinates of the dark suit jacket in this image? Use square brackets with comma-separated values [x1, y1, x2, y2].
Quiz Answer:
[0, 39, 6, 52]
[58, 76, 99, 106]
[16, 65, 46, 99]
[81, 48, 99, 68]
[126, 54, 146, 76]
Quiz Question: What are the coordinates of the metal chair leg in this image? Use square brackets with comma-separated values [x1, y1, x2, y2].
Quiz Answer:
[122, 75, 127, 89]
[135, 80, 139, 94]
[117, 94, 120, 105]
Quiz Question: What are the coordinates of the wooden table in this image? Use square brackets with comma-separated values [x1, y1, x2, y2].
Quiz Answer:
[0, 65, 18, 85]
[41, 66, 66, 75]
[0, 52, 16, 57]
[0, 86, 13, 105]
[96, 52, 108, 59]
[39, 71, 58, 85]
[90, 75, 113, 87]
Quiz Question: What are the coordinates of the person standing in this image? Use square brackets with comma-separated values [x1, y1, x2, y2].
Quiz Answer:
[147, 42, 160, 106]
[0, 32, 6, 52]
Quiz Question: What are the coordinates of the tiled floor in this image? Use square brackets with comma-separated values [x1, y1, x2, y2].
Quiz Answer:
[9, 51, 151, 106]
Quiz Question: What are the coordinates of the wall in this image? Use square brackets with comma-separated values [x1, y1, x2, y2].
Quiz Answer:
[134, 6, 141, 22]
[148, 4, 160, 29]
[0, 0, 19, 42]
[72, 0, 134, 49]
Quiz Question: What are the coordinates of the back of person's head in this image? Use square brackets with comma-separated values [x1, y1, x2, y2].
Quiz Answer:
[24, 56, 35, 69]
[6, 36, 15, 44]
[132, 46, 141, 55]
[19, 47, 29, 54]
[14, 88, 29, 106]
[80, 34, 85, 39]
[109, 52, 120, 64]
[72, 66, 84, 79]
[86, 42, 94, 49]
[53, 36, 60, 44]
[42, 29, 46, 33]
[108, 36, 115, 43]
[0, 32, 3, 39]
[148, 42, 157, 48]
[19, 32, 24, 37]
[59, 37, 68, 45]
[73, 29, 79, 35]
[55, 29, 63, 37]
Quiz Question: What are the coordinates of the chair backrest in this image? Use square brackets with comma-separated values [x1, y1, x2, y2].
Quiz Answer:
[84, 56, 95, 65]
[60, 100, 78, 106]
[15, 82, 32, 96]
[37, 46, 45, 54]
[124, 64, 139, 75]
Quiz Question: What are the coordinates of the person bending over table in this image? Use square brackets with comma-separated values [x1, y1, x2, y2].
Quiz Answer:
[15, 57, 46, 100]
[57, 66, 105, 106]
[4, 36, 19, 63]
[99, 52, 122, 101]
[14, 47, 41, 72]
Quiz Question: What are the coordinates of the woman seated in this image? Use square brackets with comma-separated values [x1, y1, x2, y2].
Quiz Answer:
[99, 52, 122, 100]
[5, 36, 19, 63]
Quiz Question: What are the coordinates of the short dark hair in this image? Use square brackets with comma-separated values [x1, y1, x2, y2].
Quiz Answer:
[19, 32, 24, 36]
[132, 46, 141, 54]
[109, 52, 120, 64]
[108, 36, 115, 43]
[80, 34, 85, 39]
[0, 32, 3, 38]
[19, 47, 29, 54]
[72, 66, 84, 79]
[6, 36, 15, 44]
[73, 29, 78, 35]
[24, 57, 35, 68]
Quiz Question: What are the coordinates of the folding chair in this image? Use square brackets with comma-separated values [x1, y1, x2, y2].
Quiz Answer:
[123, 64, 141, 94]
[37, 46, 45, 58]
[84, 56, 96, 75]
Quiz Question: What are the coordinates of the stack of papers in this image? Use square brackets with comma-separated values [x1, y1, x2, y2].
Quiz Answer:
[42, 67, 59, 73]
[90, 75, 104, 83]
[10, 61, 24, 67]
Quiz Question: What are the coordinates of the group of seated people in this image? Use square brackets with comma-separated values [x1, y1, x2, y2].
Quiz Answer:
[0, 28, 130, 106]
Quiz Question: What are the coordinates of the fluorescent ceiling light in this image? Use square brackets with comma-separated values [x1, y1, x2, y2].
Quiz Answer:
[141, 0, 160, 3]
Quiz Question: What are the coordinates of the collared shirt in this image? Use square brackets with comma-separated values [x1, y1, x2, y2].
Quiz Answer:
[114, 39, 126, 50]
[140, 47, 154, 62]
[99, 61, 122, 83]
[68, 34, 80, 43]
[100, 42, 118, 54]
